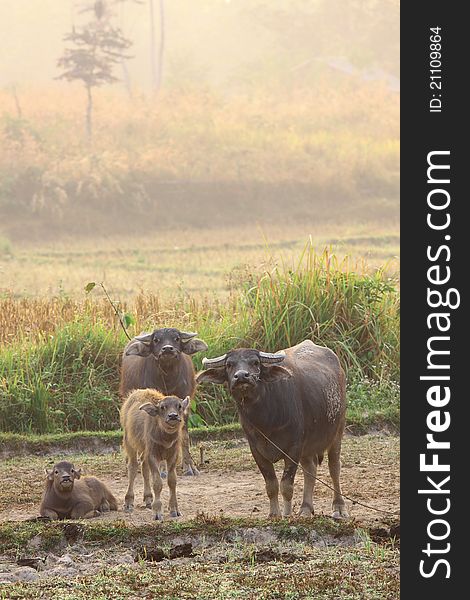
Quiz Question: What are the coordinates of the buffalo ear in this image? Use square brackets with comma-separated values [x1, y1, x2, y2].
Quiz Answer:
[260, 365, 292, 383]
[181, 396, 190, 412]
[139, 402, 159, 416]
[45, 468, 54, 481]
[74, 468, 82, 480]
[182, 338, 208, 355]
[196, 368, 227, 385]
[125, 340, 152, 357]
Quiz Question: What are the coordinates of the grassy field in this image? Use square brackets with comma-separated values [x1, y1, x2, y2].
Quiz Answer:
[0, 238, 399, 433]
[0, 223, 398, 300]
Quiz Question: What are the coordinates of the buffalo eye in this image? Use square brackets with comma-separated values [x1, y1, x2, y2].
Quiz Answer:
[174, 335, 180, 342]
[54, 470, 59, 475]
[70, 468, 74, 473]
[251, 359, 260, 367]
[178, 403, 182, 410]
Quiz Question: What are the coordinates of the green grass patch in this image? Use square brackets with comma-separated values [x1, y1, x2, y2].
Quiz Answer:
[0, 515, 358, 555]
[0, 245, 399, 434]
[0, 320, 123, 433]
[346, 376, 400, 433]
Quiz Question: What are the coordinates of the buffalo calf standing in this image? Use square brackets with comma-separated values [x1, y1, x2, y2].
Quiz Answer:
[120, 328, 207, 476]
[120, 389, 189, 520]
[40, 461, 118, 520]
[197, 340, 348, 519]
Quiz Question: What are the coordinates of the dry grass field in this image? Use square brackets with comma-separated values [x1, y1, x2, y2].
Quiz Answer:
[0, 222, 399, 300]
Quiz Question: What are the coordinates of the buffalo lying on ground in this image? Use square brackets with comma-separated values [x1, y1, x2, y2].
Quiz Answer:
[40, 461, 118, 520]
[120, 328, 208, 476]
[196, 340, 348, 518]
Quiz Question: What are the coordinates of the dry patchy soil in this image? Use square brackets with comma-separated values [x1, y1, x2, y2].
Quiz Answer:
[0, 435, 398, 525]
[0, 434, 399, 599]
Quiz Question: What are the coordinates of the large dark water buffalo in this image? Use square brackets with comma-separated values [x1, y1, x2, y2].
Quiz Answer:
[196, 340, 348, 518]
[120, 328, 208, 476]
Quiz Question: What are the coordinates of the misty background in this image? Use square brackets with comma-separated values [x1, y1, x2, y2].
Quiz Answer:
[2, 1, 399, 88]
[0, 0, 399, 244]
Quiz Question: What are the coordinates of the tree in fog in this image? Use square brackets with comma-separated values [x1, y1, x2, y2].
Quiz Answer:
[57, 1, 132, 139]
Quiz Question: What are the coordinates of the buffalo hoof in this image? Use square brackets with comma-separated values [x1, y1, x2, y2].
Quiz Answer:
[154, 513, 164, 521]
[143, 496, 153, 509]
[332, 506, 349, 520]
[183, 465, 199, 476]
[298, 507, 314, 518]
[170, 510, 182, 518]
[160, 471, 167, 479]
[268, 512, 282, 519]
[123, 503, 134, 513]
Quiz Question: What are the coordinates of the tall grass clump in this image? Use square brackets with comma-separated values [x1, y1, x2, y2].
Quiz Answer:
[0, 320, 124, 433]
[190, 243, 400, 426]
[240, 245, 399, 381]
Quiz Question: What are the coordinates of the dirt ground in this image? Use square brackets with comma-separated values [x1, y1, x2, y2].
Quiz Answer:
[0, 434, 399, 525]
[0, 434, 399, 596]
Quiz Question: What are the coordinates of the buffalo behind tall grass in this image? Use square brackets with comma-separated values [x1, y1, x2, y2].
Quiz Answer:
[0, 245, 399, 433]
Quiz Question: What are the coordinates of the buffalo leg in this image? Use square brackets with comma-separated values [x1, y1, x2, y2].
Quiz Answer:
[142, 459, 153, 508]
[280, 459, 298, 517]
[181, 414, 199, 476]
[328, 435, 348, 519]
[40, 508, 59, 520]
[167, 456, 181, 518]
[124, 446, 139, 511]
[299, 456, 317, 517]
[71, 502, 98, 519]
[147, 455, 164, 521]
[250, 447, 280, 517]
[159, 460, 168, 479]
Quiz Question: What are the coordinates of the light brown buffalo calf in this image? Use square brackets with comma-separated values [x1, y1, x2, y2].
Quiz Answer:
[120, 389, 189, 520]
[40, 461, 118, 520]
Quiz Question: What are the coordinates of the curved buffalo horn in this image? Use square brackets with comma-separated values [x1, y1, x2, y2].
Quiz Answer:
[134, 332, 153, 344]
[202, 354, 227, 368]
[259, 351, 286, 364]
[180, 331, 198, 341]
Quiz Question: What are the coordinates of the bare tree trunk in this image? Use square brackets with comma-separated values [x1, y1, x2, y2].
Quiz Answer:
[149, 0, 165, 92]
[12, 86, 22, 119]
[86, 85, 93, 140]
[156, 0, 165, 91]
[149, 0, 157, 90]
[121, 59, 133, 98]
